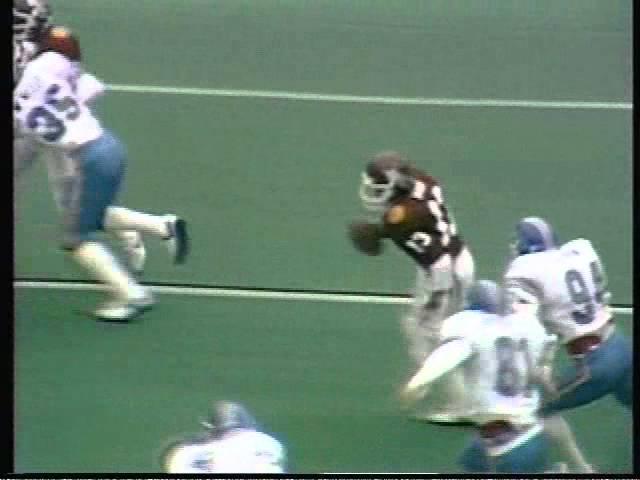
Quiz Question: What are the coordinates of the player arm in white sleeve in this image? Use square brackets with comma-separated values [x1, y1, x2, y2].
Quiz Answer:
[399, 316, 474, 409]
[531, 333, 560, 396]
[162, 444, 209, 474]
[75, 69, 106, 105]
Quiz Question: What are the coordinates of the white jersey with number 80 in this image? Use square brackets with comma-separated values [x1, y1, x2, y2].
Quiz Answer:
[504, 238, 611, 344]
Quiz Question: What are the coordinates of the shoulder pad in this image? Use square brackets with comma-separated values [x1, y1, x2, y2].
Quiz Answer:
[560, 238, 594, 254]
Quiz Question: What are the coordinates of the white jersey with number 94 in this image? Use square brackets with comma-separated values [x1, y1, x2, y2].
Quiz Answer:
[14, 51, 103, 151]
[504, 238, 611, 344]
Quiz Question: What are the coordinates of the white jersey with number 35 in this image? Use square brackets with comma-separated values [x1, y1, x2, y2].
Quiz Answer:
[504, 239, 611, 344]
[14, 51, 103, 150]
[440, 310, 550, 426]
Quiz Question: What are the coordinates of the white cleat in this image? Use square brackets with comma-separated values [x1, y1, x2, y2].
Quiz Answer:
[162, 214, 190, 264]
[409, 411, 474, 426]
[93, 291, 155, 323]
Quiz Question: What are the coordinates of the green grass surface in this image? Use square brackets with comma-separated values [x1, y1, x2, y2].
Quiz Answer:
[14, 0, 632, 473]
[14, 289, 633, 473]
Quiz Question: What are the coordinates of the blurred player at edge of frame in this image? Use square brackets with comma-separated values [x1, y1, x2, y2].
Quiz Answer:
[503, 216, 631, 472]
[161, 401, 287, 473]
[348, 150, 475, 424]
[13, 0, 188, 280]
[399, 280, 556, 473]
[14, 11, 190, 322]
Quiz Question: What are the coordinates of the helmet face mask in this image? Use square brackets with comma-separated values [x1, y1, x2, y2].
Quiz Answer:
[358, 171, 396, 212]
[13, 0, 51, 43]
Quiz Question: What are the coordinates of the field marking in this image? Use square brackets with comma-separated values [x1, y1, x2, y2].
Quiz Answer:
[13, 280, 633, 315]
[107, 84, 632, 111]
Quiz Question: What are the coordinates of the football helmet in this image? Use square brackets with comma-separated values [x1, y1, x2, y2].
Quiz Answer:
[358, 151, 414, 211]
[200, 401, 258, 436]
[13, 0, 51, 43]
[465, 279, 501, 313]
[513, 216, 558, 256]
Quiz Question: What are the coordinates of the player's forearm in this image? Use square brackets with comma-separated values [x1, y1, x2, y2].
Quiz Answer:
[76, 72, 105, 104]
[406, 338, 472, 391]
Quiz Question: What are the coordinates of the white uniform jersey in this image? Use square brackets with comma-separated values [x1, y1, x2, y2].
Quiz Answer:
[14, 51, 103, 150]
[164, 429, 286, 474]
[440, 310, 551, 426]
[504, 239, 611, 343]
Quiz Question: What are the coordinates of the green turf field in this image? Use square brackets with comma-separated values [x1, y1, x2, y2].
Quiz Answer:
[14, 0, 632, 474]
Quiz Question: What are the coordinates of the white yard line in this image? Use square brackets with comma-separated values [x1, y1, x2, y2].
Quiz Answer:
[13, 280, 633, 315]
[106, 84, 632, 111]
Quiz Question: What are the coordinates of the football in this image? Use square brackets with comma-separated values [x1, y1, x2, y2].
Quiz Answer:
[348, 221, 384, 256]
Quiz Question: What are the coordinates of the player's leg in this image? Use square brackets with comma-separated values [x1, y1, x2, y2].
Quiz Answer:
[14, 135, 40, 182]
[14, 135, 41, 220]
[536, 334, 632, 474]
[43, 148, 148, 275]
[65, 131, 153, 321]
[103, 206, 190, 265]
[458, 435, 491, 473]
[541, 332, 631, 413]
[493, 430, 550, 473]
[405, 256, 470, 423]
[540, 415, 594, 473]
[608, 332, 633, 408]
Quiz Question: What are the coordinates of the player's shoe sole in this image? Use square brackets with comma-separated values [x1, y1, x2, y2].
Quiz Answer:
[163, 215, 190, 264]
[94, 294, 155, 323]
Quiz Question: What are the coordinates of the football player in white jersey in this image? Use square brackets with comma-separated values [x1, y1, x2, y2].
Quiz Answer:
[162, 401, 287, 474]
[13, 1, 178, 277]
[504, 216, 631, 471]
[14, 25, 191, 321]
[399, 280, 555, 473]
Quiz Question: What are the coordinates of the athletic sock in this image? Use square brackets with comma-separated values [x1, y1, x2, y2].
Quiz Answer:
[104, 206, 169, 238]
[71, 241, 146, 300]
[111, 229, 143, 250]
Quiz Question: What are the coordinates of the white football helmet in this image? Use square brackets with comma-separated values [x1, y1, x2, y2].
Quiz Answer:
[358, 150, 414, 212]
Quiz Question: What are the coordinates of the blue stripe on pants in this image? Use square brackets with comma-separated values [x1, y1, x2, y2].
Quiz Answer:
[66, 130, 126, 245]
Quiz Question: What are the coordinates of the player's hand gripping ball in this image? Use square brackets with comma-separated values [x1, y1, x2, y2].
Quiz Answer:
[348, 221, 384, 256]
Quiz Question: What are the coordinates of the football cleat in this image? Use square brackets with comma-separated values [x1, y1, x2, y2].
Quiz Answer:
[408, 411, 475, 427]
[163, 215, 190, 264]
[93, 291, 155, 323]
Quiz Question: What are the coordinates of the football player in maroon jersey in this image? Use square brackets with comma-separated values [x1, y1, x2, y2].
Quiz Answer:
[349, 151, 475, 424]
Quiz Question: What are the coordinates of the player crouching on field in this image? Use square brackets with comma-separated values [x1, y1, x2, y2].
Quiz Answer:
[348, 151, 475, 424]
[161, 401, 287, 473]
[399, 280, 556, 473]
